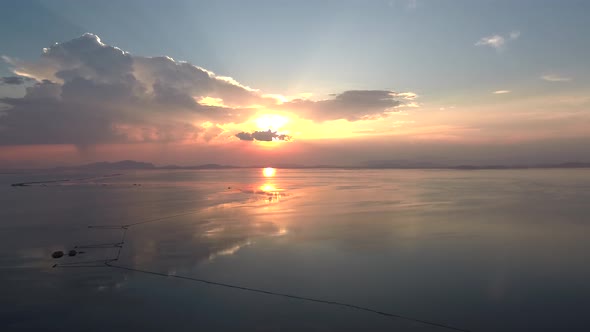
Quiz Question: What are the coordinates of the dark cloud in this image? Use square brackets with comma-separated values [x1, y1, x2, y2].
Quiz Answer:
[235, 130, 291, 142]
[0, 96, 122, 146]
[235, 132, 254, 141]
[283, 90, 407, 121]
[0, 76, 35, 85]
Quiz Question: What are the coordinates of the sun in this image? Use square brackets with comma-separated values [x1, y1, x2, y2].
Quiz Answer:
[255, 114, 289, 131]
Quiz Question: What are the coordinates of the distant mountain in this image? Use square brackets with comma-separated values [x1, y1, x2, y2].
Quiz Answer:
[449, 162, 590, 170]
[550, 162, 590, 168]
[12, 159, 589, 172]
[363, 160, 445, 169]
[57, 160, 156, 171]
[160, 163, 235, 170]
[363, 160, 590, 170]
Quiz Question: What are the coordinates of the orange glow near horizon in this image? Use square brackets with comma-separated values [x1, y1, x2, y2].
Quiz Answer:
[263, 167, 276, 177]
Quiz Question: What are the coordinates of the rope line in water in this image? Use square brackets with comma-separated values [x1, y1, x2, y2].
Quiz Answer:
[105, 262, 471, 332]
[59, 210, 473, 332]
[88, 225, 128, 229]
[125, 209, 205, 227]
[54, 259, 117, 267]
[11, 173, 121, 187]
[87, 209, 204, 230]
[75, 242, 124, 249]
[115, 228, 127, 260]
[55, 264, 109, 268]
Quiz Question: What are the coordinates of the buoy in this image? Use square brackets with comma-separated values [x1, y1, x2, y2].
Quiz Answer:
[51, 251, 64, 259]
[68, 250, 77, 257]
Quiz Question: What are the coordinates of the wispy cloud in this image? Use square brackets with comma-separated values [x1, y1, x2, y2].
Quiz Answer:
[509, 31, 521, 40]
[475, 30, 520, 50]
[541, 74, 572, 82]
[476, 35, 505, 49]
[493, 90, 511, 94]
[388, 0, 418, 10]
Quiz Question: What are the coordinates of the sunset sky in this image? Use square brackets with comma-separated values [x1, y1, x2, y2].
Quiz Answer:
[1, 0, 589, 167]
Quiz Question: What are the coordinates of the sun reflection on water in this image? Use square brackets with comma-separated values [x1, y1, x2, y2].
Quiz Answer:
[260, 183, 277, 192]
[259, 183, 282, 202]
[259, 168, 282, 202]
[262, 167, 276, 177]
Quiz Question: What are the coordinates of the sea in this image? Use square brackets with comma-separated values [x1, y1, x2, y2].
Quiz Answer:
[1, 168, 589, 331]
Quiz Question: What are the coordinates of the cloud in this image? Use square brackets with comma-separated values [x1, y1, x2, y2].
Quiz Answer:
[202, 125, 224, 142]
[0, 33, 270, 146]
[475, 31, 520, 50]
[509, 31, 521, 40]
[388, 0, 418, 10]
[476, 35, 505, 49]
[282, 90, 412, 122]
[0, 76, 35, 85]
[493, 90, 511, 94]
[235, 129, 291, 142]
[0, 33, 417, 146]
[541, 74, 572, 82]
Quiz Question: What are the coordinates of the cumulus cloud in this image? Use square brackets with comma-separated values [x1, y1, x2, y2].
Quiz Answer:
[476, 31, 520, 50]
[541, 74, 572, 82]
[133, 55, 266, 108]
[235, 130, 291, 142]
[282, 90, 412, 122]
[0, 33, 268, 146]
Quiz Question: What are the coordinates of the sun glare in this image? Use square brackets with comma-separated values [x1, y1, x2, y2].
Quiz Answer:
[263, 167, 276, 177]
[255, 114, 289, 131]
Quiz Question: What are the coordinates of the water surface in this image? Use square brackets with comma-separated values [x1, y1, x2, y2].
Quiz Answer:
[1, 169, 589, 331]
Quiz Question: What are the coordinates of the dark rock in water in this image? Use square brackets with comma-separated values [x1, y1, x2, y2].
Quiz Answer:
[52, 251, 64, 259]
[68, 250, 77, 257]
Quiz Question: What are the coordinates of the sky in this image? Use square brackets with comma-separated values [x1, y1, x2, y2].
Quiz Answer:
[1, 0, 589, 167]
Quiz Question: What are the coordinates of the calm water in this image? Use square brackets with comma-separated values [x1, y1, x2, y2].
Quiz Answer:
[1, 168, 589, 331]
